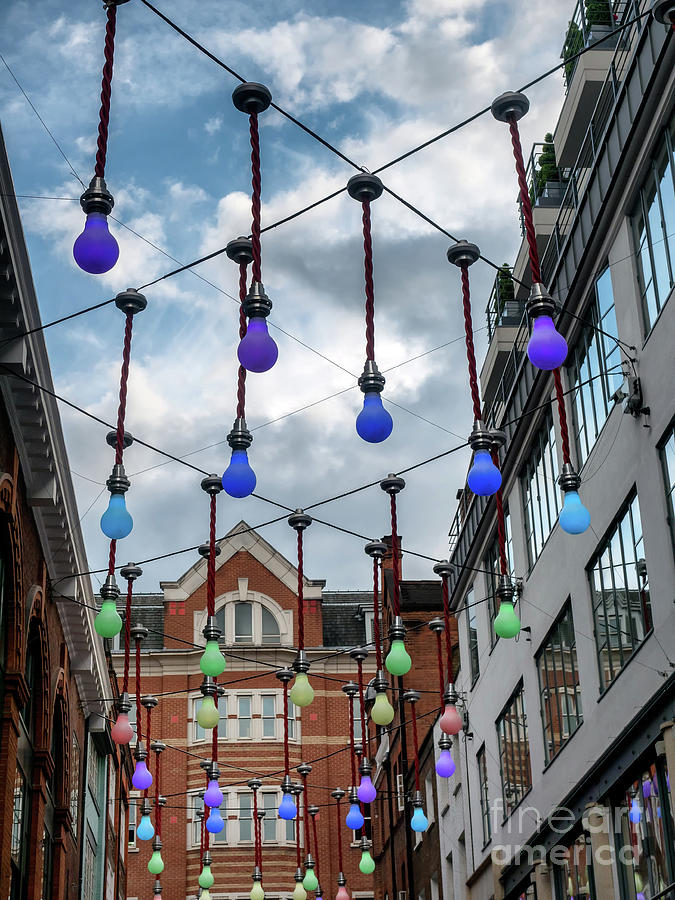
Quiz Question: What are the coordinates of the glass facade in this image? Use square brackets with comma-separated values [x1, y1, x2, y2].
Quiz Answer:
[554, 836, 596, 900]
[535, 602, 583, 763]
[588, 492, 652, 691]
[496, 683, 532, 818]
[659, 421, 675, 554]
[485, 511, 514, 645]
[477, 745, 491, 846]
[568, 267, 622, 466]
[633, 115, 675, 332]
[466, 587, 480, 685]
[521, 410, 561, 566]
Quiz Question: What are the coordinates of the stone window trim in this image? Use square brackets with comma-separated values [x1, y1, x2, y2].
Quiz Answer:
[193, 582, 292, 647]
[188, 690, 301, 745]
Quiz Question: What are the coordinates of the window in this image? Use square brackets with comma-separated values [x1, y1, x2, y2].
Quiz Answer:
[288, 699, 297, 740]
[189, 794, 226, 846]
[239, 793, 252, 842]
[353, 695, 363, 743]
[466, 587, 479, 685]
[484, 510, 514, 645]
[128, 799, 137, 848]
[521, 410, 560, 566]
[536, 602, 583, 763]
[70, 734, 81, 837]
[88, 746, 100, 800]
[425, 772, 435, 824]
[262, 695, 276, 739]
[235, 602, 253, 642]
[262, 792, 276, 842]
[219, 599, 282, 646]
[555, 834, 596, 900]
[659, 421, 675, 554]
[261, 606, 281, 644]
[633, 115, 675, 332]
[589, 491, 652, 690]
[496, 683, 532, 818]
[238, 696, 252, 739]
[83, 836, 96, 900]
[11, 768, 27, 896]
[568, 267, 623, 466]
[477, 745, 491, 845]
[193, 696, 227, 742]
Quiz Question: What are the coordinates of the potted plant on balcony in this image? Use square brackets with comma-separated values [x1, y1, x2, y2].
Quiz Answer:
[533, 134, 564, 204]
[583, 0, 618, 46]
[494, 264, 516, 325]
[562, 19, 583, 83]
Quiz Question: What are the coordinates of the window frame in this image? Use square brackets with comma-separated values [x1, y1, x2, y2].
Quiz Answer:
[495, 680, 532, 821]
[477, 744, 491, 846]
[465, 586, 480, 687]
[658, 417, 675, 558]
[214, 598, 283, 647]
[520, 409, 561, 568]
[191, 695, 228, 743]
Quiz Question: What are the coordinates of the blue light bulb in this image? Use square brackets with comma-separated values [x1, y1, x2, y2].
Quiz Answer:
[527, 315, 568, 370]
[558, 490, 591, 535]
[356, 392, 393, 443]
[278, 791, 297, 820]
[238, 318, 278, 373]
[345, 803, 365, 830]
[221, 449, 256, 498]
[204, 779, 223, 808]
[206, 807, 225, 833]
[100, 492, 133, 540]
[467, 450, 502, 496]
[73, 212, 120, 274]
[629, 799, 641, 824]
[132, 760, 153, 791]
[410, 807, 429, 833]
[357, 775, 377, 804]
[136, 814, 154, 841]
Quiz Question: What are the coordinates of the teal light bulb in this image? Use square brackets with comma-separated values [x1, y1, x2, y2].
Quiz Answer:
[290, 672, 314, 708]
[94, 600, 122, 638]
[371, 691, 395, 726]
[147, 850, 164, 875]
[559, 490, 591, 535]
[385, 640, 412, 677]
[302, 868, 319, 891]
[494, 601, 521, 639]
[200, 640, 226, 677]
[136, 814, 154, 841]
[100, 492, 133, 540]
[197, 695, 220, 729]
[199, 865, 214, 889]
[359, 850, 375, 874]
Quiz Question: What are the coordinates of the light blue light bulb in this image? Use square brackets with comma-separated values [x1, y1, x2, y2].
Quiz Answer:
[467, 450, 502, 496]
[136, 814, 154, 841]
[345, 803, 364, 830]
[356, 392, 393, 443]
[278, 791, 297, 820]
[100, 492, 133, 539]
[629, 799, 641, 824]
[410, 807, 429, 833]
[222, 449, 256, 498]
[206, 807, 225, 833]
[558, 490, 591, 535]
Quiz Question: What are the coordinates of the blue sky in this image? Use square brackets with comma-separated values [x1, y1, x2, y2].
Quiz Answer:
[0, 0, 575, 593]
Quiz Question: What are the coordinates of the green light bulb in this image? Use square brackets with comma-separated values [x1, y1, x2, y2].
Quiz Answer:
[302, 868, 319, 891]
[292, 883, 307, 900]
[199, 865, 214, 889]
[197, 695, 220, 729]
[250, 880, 265, 900]
[494, 602, 521, 639]
[200, 640, 226, 677]
[385, 639, 411, 676]
[359, 850, 375, 874]
[148, 850, 164, 875]
[371, 690, 395, 726]
[290, 672, 314, 708]
[94, 601, 122, 639]
[201, 892, 211, 900]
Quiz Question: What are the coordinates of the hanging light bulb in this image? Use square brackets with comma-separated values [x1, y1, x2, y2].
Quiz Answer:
[357, 760, 377, 804]
[204, 763, 223, 808]
[302, 856, 319, 892]
[152, 879, 162, 900]
[136, 799, 155, 841]
[525, 283, 567, 370]
[466, 420, 502, 496]
[643, 779, 652, 800]
[148, 838, 164, 875]
[132, 743, 153, 791]
[335, 873, 350, 900]
[222, 418, 256, 498]
[493, 576, 521, 639]
[385, 617, 412, 676]
[100, 463, 133, 540]
[345, 788, 365, 830]
[206, 806, 225, 833]
[250, 867, 265, 900]
[355, 361, 393, 443]
[440, 687, 463, 735]
[293, 868, 308, 900]
[200, 614, 226, 677]
[111, 694, 134, 744]
[629, 797, 642, 824]
[279, 775, 297, 820]
[199, 852, 215, 889]
[200, 893, 212, 900]
[436, 734, 456, 778]
[410, 792, 429, 833]
[358, 838, 375, 874]
[238, 282, 278, 373]
[558, 464, 591, 534]
[290, 651, 314, 708]
[197, 683, 220, 730]
[370, 687, 395, 726]
[73, 177, 119, 274]
[94, 574, 123, 639]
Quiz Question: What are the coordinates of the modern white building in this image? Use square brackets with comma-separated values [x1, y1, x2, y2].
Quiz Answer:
[438, 4, 675, 899]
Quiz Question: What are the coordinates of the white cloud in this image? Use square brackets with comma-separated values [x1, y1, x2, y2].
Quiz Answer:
[204, 115, 223, 135]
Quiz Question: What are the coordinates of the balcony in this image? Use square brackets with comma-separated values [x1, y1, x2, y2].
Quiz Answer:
[480, 268, 526, 412]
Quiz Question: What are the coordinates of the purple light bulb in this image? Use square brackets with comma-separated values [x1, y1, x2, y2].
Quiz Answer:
[204, 779, 223, 808]
[642, 779, 652, 799]
[132, 759, 153, 791]
[436, 749, 456, 778]
[237, 318, 278, 373]
[73, 212, 119, 274]
[527, 315, 568, 370]
[357, 775, 377, 804]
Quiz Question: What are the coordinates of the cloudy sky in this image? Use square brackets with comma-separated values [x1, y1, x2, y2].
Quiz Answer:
[0, 0, 574, 593]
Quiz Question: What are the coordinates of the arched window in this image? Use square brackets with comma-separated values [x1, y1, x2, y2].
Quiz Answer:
[214, 600, 282, 646]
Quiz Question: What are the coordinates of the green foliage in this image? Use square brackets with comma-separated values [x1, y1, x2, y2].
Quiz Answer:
[534, 133, 560, 197]
[563, 20, 583, 82]
[495, 264, 515, 317]
[584, 0, 612, 27]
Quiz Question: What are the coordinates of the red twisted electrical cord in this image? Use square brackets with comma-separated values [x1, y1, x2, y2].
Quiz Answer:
[207, 494, 217, 618]
[295, 792, 302, 867]
[362, 200, 376, 361]
[335, 796, 344, 872]
[122, 577, 133, 693]
[200, 803, 204, 858]
[410, 703, 421, 791]
[296, 530, 305, 652]
[303, 775, 312, 858]
[94, 5, 117, 179]
[356, 661, 368, 758]
[283, 680, 290, 774]
[135, 638, 142, 743]
[252, 787, 260, 869]
[114, 312, 133, 464]
[236, 261, 248, 418]
[441, 576, 454, 684]
[553, 368, 572, 465]
[491, 449, 509, 577]
[372, 557, 382, 672]
[460, 264, 483, 422]
[249, 113, 262, 284]
[108, 539, 117, 577]
[211, 692, 218, 763]
[145, 704, 152, 756]
[204, 768, 210, 852]
[348, 694, 357, 789]
[155, 752, 162, 839]
[435, 630, 445, 705]
[311, 815, 320, 883]
[390, 495, 401, 616]
[508, 115, 542, 285]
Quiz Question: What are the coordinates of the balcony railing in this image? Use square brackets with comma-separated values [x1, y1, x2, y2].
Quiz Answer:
[561, 0, 627, 89]
[517, 142, 570, 235]
[486, 267, 526, 341]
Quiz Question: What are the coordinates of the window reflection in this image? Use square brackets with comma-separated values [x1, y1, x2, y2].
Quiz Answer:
[618, 762, 672, 899]
[521, 411, 560, 567]
[496, 683, 532, 817]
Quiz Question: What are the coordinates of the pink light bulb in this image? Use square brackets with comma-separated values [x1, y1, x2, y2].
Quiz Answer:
[111, 712, 134, 744]
[440, 704, 462, 735]
[154, 895, 162, 900]
[336, 888, 350, 900]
